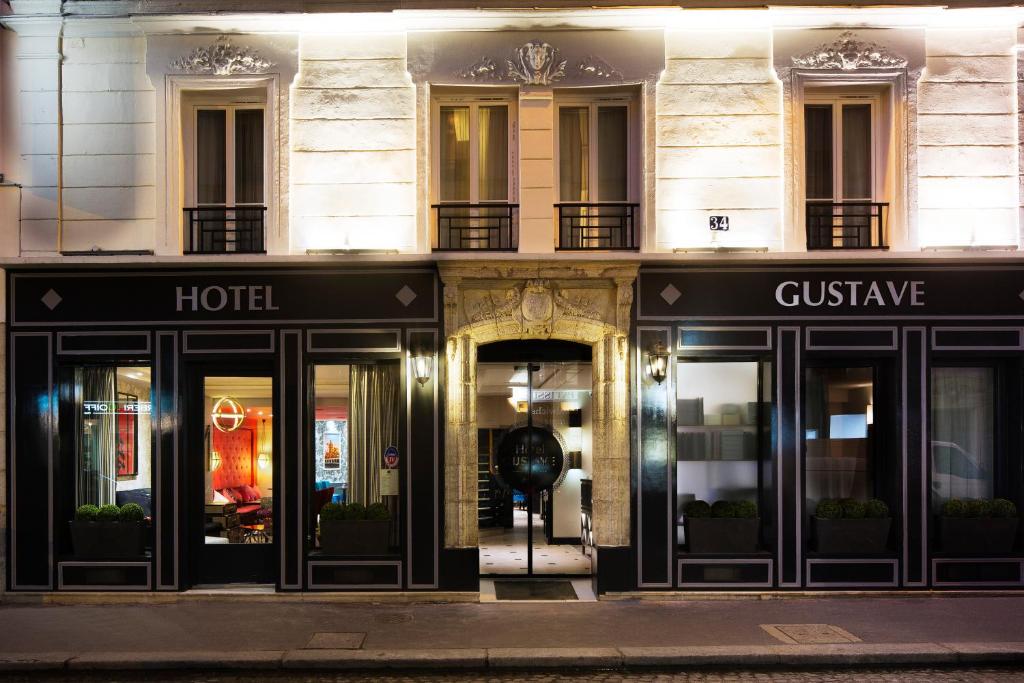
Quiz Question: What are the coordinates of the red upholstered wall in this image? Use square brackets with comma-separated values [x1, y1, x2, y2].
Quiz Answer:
[211, 417, 257, 490]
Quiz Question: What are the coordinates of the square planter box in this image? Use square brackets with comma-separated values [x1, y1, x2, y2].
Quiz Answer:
[813, 517, 891, 555]
[940, 517, 1018, 555]
[70, 520, 146, 559]
[319, 519, 391, 555]
[686, 517, 759, 554]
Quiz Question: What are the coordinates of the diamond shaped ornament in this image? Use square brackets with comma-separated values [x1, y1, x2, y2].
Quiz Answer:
[395, 285, 417, 307]
[41, 288, 63, 311]
[660, 283, 681, 306]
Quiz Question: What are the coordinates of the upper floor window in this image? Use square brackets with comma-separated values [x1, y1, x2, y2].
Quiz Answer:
[803, 90, 889, 250]
[432, 91, 517, 251]
[182, 89, 267, 254]
[555, 92, 639, 251]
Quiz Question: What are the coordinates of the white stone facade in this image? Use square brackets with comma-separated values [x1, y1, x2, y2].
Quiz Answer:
[0, 3, 1020, 260]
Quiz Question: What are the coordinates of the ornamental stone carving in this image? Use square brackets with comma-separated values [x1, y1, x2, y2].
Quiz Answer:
[792, 32, 907, 70]
[577, 55, 622, 80]
[507, 41, 566, 85]
[170, 37, 274, 75]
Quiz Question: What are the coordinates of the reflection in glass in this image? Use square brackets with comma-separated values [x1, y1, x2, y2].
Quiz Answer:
[804, 367, 874, 511]
[930, 367, 995, 511]
[676, 361, 769, 547]
[204, 376, 273, 545]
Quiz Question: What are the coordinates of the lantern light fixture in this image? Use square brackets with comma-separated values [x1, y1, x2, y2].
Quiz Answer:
[412, 349, 433, 386]
[647, 341, 670, 385]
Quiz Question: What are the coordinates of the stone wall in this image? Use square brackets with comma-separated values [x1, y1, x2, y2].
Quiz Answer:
[291, 34, 416, 252]
[918, 27, 1019, 247]
[60, 25, 156, 252]
[656, 30, 783, 251]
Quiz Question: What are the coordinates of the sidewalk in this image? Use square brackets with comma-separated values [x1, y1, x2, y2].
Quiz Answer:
[1, 592, 1023, 672]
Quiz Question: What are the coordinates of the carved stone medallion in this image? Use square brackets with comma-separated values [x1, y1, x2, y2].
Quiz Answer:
[521, 280, 554, 323]
[170, 36, 274, 75]
[792, 32, 907, 70]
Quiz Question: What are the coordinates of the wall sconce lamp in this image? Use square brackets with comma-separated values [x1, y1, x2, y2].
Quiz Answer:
[257, 452, 270, 470]
[412, 350, 433, 386]
[646, 341, 670, 385]
[866, 402, 874, 426]
[209, 450, 221, 472]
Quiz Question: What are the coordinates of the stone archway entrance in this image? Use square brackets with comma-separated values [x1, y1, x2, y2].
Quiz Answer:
[439, 262, 638, 567]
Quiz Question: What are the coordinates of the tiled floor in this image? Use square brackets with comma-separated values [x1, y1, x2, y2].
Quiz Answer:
[479, 509, 592, 575]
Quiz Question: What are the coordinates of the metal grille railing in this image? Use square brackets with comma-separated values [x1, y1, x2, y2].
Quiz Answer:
[806, 201, 888, 250]
[556, 203, 639, 251]
[433, 203, 519, 251]
[183, 206, 266, 254]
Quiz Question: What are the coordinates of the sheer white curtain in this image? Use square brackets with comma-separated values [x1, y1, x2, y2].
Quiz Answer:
[931, 367, 995, 510]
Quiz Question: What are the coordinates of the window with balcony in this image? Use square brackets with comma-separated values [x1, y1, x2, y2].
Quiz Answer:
[555, 93, 639, 250]
[432, 93, 517, 251]
[804, 91, 889, 250]
[182, 90, 267, 254]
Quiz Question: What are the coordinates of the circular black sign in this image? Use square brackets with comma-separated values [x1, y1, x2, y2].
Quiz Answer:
[496, 426, 565, 493]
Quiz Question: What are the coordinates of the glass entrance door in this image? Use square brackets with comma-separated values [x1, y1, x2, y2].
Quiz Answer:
[190, 371, 275, 585]
[477, 358, 592, 576]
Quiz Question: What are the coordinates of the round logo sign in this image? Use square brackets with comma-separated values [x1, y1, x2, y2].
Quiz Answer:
[383, 445, 399, 469]
[496, 426, 564, 493]
[211, 396, 245, 432]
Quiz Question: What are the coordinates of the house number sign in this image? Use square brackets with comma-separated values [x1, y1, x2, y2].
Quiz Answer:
[709, 216, 730, 231]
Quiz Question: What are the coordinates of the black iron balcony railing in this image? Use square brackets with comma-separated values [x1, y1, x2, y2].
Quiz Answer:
[806, 201, 889, 250]
[432, 203, 519, 251]
[183, 206, 267, 254]
[556, 202, 640, 251]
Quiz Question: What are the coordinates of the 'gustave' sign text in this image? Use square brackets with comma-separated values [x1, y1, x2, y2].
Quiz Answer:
[775, 280, 925, 308]
[176, 285, 280, 313]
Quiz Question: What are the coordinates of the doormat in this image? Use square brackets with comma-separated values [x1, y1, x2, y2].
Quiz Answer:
[494, 580, 578, 600]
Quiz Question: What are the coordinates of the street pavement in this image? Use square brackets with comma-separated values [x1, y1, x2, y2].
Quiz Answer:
[0, 594, 1023, 675]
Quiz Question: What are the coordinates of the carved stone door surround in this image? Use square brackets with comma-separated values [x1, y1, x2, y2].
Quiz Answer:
[439, 261, 638, 551]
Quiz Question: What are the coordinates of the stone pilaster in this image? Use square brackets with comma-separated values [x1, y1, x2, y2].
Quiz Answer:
[591, 332, 631, 548]
[444, 333, 479, 548]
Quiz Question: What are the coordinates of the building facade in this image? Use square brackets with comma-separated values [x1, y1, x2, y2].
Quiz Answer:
[1, 0, 1023, 594]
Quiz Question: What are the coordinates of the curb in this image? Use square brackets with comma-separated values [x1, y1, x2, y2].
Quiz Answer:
[1, 643, 1022, 673]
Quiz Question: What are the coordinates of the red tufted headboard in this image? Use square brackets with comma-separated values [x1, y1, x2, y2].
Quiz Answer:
[211, 424, 255, 491]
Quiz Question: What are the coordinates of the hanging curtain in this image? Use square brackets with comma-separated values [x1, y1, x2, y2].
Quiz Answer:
[439, 106, 470, 201]
[559, 107, 589, 203]
[77, 366, 117, 507]
[478, 106, 508, 202]
[348, 364, 399, 505]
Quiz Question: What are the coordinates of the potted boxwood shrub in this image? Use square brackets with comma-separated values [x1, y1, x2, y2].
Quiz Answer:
[940, 497, 1018, 554]
[318, 501, 391, 555]
[684, 499, 759, 554]
[70, 502, 147, 559]
[813, 498, 891, 554]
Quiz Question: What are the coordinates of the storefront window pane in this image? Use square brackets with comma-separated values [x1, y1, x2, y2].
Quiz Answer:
[930, 367, 995, 511]
[76, 367, 152, 508]
[203, 376, 273, 545]
[676, 361, 766, 549]
[804, 367, 874, 510]
[313, 363, 401, 555]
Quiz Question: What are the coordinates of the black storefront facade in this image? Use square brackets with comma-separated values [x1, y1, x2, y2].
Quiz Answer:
[5, 260, 1024, 594]
[634, 263, 1024, 591]
[4, 266, 449, 592]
